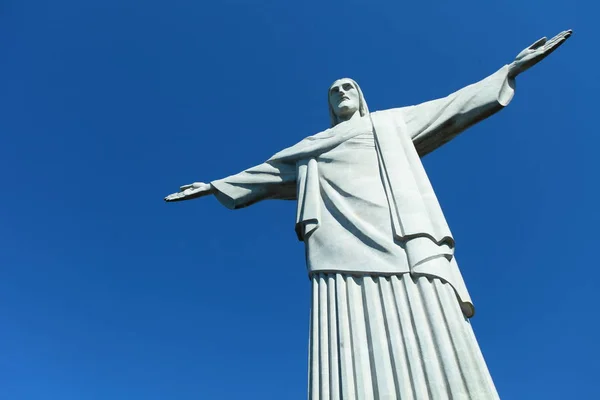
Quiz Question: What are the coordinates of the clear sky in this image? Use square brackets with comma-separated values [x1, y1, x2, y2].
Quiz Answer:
[0, 1, 596, 399]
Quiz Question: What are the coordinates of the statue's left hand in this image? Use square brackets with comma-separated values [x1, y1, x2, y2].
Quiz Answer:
[508, 29, 572, 78]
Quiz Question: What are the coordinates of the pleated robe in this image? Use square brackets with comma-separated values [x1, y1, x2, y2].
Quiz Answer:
[211, 65, 515, 399]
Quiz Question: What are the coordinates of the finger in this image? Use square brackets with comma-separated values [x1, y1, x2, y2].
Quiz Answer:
[543, 35, 568, 54]
[540, 44, 563, 59]
[543, 37, 564, 51]
[546, 31, 569, 44]
[529, 37, 547, 49]
[516, 47, 532, 59]
[553, 29, 572, 40]
[543, 37, 562, 52]
[558, 29, 572, 39]
[180, 184, 193, 190]
[545, 30, 572, 48]
[164, 194, 177, 202]
[167, 191, 188, 201]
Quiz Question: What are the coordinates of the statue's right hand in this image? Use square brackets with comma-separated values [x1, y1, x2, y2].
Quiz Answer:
[164, 182, 213, 202]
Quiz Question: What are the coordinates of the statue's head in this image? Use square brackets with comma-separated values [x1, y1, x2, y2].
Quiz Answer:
[328, 78, 369, 127]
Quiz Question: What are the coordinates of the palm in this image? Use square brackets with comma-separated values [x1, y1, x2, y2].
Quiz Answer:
[509, 30, 572, 78]
[164, 182, 211, 202]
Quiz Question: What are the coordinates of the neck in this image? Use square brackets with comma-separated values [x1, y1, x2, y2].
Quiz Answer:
[337, 109, 360, 124]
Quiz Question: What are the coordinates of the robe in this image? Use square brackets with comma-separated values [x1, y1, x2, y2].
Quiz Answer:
[210, 65, 515, 399]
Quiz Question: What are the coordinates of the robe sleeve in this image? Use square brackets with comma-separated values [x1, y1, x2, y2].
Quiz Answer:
[210, 161, 297, 209]
[399, 65, 516, 157]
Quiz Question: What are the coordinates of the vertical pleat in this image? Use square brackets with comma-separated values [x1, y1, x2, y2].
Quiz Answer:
[335, 274, 356, 400]
[379, 277, 416, 400]
[363, 276, 397, 398]
[347, 276, 375, 399]
[417, 276, 469, 398]
[309, 275, 320, 400]
[308, 273, 499, 400]
[402, 275, 447, 399]
[319, 273, 330, 399]
[434, 279, 481, 395]
[327, 274, 340, 399]
[390, 275, 430, 398]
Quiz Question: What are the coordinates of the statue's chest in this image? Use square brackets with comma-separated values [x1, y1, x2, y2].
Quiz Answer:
[315, 130, 382, 190]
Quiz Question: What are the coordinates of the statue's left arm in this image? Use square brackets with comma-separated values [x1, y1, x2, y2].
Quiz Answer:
[401, 30, 571, 157]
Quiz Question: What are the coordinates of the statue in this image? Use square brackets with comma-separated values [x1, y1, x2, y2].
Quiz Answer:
[165, 31, 572, 399]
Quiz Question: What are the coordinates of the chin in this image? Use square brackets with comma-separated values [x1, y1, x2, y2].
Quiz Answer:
[336, 102, 354, 110]
[335, 105, 358, 116]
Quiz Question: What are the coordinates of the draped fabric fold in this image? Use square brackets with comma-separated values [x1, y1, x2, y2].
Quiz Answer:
[296, 158, 321, 240]
[309, 272, 500, 400]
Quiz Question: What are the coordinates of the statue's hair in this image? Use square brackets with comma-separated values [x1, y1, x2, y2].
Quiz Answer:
[328, 78, 370, 127]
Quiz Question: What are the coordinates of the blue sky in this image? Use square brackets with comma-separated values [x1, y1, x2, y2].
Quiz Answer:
[0, 1, 596, 399]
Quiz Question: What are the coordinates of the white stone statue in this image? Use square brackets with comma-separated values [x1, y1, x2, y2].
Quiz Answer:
[165, 31, 571, 399]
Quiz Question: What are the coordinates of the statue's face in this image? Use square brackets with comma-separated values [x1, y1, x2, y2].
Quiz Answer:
[329, 79, 360, 120]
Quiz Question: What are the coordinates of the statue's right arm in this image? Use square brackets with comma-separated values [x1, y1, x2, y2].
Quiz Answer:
[210, 161, 297, 209]
[164, 182, 214, 202]
[164, 161, 297, 209]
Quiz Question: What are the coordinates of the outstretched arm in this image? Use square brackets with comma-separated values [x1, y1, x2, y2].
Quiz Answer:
[401, 30, 571, 157]
[164, 160, 297, 209]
